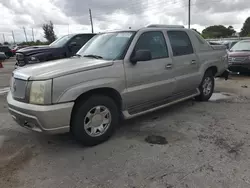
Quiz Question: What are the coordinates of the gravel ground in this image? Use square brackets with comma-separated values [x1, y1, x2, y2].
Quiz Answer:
[1, 60, 250, 188]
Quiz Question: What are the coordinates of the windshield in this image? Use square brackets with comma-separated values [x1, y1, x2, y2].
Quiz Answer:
[230, 41, 250, 51]
[77, 32, 135, 60]
[49, 35, 73, 47]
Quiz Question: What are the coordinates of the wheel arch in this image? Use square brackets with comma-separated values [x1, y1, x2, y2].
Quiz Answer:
[205, 66, 218, 76]
[70, 87, 123, 127]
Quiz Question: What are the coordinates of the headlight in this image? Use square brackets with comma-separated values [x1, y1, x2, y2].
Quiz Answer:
[29, 80, 52, 105]
[31, 56, 37, 61]
[28, 56, 39, 63]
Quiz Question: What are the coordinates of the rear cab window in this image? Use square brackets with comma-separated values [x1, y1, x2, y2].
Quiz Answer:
[167, 30, 194, 56]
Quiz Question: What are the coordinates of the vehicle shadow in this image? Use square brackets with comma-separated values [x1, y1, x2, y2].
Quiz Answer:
[28, 99, 196, 150]
[119, 99, 195, 130]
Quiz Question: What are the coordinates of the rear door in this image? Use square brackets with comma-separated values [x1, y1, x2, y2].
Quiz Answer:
[166, 30, 200, 94]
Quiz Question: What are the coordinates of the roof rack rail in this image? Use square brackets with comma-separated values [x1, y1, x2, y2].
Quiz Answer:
[146, 24, 185, 28]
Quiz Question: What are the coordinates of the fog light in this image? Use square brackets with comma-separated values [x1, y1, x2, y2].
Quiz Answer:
[24, 121, 35, 128]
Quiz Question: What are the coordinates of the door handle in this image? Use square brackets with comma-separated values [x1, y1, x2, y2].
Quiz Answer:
[165, 64, 172, 69]
[191, 60, 196, 64]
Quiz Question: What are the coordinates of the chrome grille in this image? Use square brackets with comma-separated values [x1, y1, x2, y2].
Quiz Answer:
[11, 77, 27, 99]
[228, 56, 247, 63]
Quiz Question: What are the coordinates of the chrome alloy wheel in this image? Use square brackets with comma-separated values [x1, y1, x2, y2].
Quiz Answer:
[202, 77, 212, 96]
[84, 105, 112, 137]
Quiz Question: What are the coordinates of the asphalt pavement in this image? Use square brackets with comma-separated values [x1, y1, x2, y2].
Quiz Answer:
[1, 59, 250, 188]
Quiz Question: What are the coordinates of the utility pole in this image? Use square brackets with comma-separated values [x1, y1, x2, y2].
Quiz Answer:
[188, 0, 191, 29]
[12, 31, 16, 44]
[2, 34, 5, 43]
[32, 28, 35, 42]
[89, 9, 94, 33]
[23, 27, 28, 42]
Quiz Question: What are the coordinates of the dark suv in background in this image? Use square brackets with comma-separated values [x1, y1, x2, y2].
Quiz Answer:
[15, 33, 95, 67]
[0, 45, 15, 58]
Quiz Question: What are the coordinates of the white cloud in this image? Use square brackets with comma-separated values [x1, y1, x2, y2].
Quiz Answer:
[0, 0, 250, 43]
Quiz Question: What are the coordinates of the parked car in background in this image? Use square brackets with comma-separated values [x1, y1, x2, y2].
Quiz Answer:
[11, 45, 29, 55]
[0, 52, 7, 61]
[207, 40, 239, 50]
[8, 25, 228, 146]
[221, 40, 239, 49]
[15, 33, 96, 67]
[208, 41, 222, 45]
[228, 40, 250, 73]
[0, 46, 14, 58]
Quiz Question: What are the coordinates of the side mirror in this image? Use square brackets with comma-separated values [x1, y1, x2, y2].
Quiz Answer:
[130, 50, 152, 64]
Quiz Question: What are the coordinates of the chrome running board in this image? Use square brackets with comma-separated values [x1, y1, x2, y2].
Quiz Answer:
[122, 89, 200, 119]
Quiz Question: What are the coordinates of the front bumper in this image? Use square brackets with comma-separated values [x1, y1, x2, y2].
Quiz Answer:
[7, 93, 74, 134]
[228, 63, 250, 72]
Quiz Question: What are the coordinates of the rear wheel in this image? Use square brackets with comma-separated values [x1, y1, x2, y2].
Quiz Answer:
[195, 70, 214, 101]
[71, 95, 119, 146]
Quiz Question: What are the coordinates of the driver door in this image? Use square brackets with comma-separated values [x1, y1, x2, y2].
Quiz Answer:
[123, 31, 176, 110]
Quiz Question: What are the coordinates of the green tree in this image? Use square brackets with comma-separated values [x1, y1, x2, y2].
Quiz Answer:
[3, 42, 9, 45]
[228, 26, 236, 36]
[42, 21, 57, 43]
[202, 25, 236, 38]
[20, 40, 48, 46]
[240, 17, 250, 37]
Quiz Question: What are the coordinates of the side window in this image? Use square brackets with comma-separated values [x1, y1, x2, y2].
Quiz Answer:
[167, 31, 194, 56]
[134, 31, 169, 59]
[70, 35, 93, 46]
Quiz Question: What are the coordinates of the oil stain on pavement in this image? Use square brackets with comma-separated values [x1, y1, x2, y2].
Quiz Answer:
[145, 135, 168, 145]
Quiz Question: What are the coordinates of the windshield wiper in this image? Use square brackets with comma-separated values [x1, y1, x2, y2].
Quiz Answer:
[83, 54, 103, 59]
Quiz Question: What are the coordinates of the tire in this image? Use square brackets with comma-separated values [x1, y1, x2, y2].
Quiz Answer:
[4, 53, 10, 59]
[71, 95, 119, 146]
[195, 70, 214, 101]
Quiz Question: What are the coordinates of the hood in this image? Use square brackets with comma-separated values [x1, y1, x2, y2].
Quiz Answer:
[13, 57, 113, 80]
[16, 45, 58, 56]
[228, 51, 250, 57]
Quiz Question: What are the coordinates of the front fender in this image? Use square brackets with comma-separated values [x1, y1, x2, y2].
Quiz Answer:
[53, 78, 125, 103]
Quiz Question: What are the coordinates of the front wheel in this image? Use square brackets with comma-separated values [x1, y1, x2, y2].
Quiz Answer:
[195, 70, 214, 101]
[4, 53, 10, 59]
[71, 95, 119, 146]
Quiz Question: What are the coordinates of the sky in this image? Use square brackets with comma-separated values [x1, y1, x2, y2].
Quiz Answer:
[0, 0, 249, 43]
